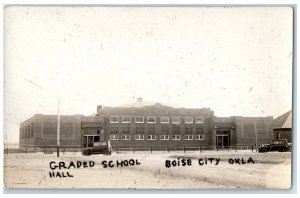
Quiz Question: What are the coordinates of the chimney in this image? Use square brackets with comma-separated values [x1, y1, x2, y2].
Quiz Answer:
[137, 98, 143, 102]
[97, 105, 103, 112]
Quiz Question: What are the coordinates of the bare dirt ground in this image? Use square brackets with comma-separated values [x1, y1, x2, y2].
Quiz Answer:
[4, 150, 291, 189]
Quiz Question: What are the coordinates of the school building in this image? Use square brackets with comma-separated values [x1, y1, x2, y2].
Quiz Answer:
[19, 98, 286, 150]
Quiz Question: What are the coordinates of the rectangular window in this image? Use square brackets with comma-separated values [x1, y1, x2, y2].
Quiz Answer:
[161, 117, 169, 124]
[172, 117, 181, 124]
[30, 131, 32, 138]
[27, 125, 30, 138]
[216, 130, 229, 135]
[43, 122, 57, 138]
[185, 125, 193, 134]
[147, 135, 156, 140]
[121, 124, 130, 134]
[160, 135, 169, 140]
[135, 117, 144, 123]
[94, 136, 100, 142]
[122, 116, 131, 123]
[172, 135, 180, 140]
[121, 134, 130, 140]
[196, 125, 204, 134]
[135, 134, 144, 140]
[172, 124, 180, 134]
[195, 135, 204, 140]
[110, 134, 119, 140]
[60, 122, 74, 139]
[185, 117, 193, 124]
[147, 117, 156, 123]
[30, 123, 34, 138]
[29, 125, 32, 138]
[110, 123, 119, 133]
[161, 124, 170, 133]
[110, 116, 119, 123]
[147, 124, 156, 134]
[195, 117, 204, 124]
[136, 124, 144, 134]
[26, 125, 30, 138]
[185, 135, 193, 140]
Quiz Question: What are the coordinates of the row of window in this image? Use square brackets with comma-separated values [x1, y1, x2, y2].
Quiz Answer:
[20, 124, 34, 139]
[42, 122, 74, 139]
[109, 134, 204, 141]
[110, 116, 204, 124]
[109, 124, 203, 134]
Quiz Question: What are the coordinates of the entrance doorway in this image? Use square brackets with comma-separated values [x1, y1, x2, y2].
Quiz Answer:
[216, 130, 230, 147]
[83, 135, 100, 148]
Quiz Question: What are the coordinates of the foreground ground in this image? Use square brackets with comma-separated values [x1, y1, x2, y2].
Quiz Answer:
[4, 150, 291, 189]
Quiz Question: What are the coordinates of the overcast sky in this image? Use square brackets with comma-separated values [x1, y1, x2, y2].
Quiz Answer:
[4, 7, 293, 143]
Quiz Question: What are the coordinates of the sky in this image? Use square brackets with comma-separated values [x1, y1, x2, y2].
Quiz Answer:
[4, 7, 293, 143]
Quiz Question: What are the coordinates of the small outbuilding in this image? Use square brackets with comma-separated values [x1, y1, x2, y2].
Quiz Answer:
[272, 110, 292, 142]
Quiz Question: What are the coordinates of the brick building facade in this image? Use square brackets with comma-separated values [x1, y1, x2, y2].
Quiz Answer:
[97, 103, 214, 148]
[20, 114, 83, 148]
[19, 99, 276, 149]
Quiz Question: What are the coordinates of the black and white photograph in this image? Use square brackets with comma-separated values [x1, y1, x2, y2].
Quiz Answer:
[3, 5, 293, 190]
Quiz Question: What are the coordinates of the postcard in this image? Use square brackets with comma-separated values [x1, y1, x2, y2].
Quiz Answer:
[4, 6, 293, 189]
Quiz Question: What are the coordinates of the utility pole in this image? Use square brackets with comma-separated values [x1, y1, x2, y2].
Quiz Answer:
[57, 99, 60, 157]
[254, 122, 258, 151]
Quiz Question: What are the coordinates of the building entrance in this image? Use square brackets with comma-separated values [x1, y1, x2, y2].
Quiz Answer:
[83, 135, 100, 148]
[216, 130, 230, 147]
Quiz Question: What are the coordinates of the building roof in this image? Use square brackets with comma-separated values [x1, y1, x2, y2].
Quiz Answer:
[118, 98, 182, 108]
[272, 110, 292, 129]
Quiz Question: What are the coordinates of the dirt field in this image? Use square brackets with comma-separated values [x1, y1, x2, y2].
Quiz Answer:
[4, 150, 291, 189]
